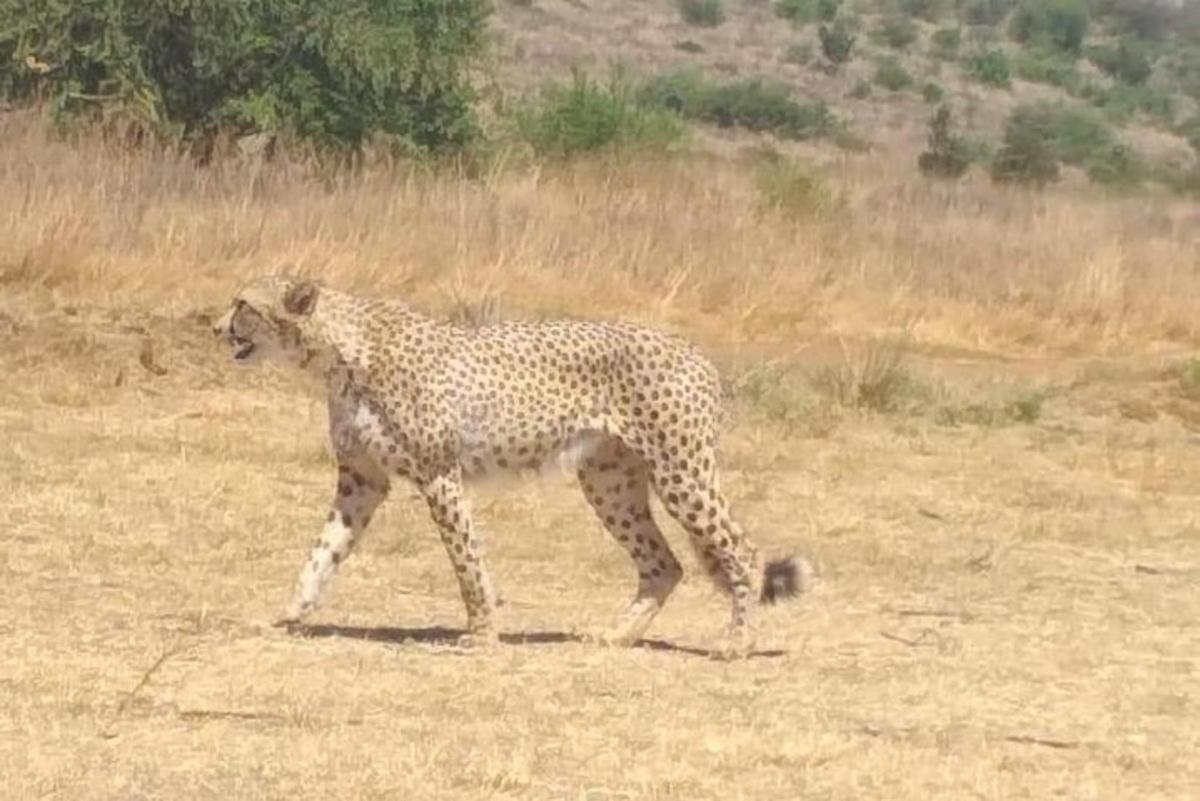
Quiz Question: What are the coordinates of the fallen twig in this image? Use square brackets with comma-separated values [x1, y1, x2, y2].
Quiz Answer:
[1004, 734, 1081, 750]
[880, 629, 938, 648]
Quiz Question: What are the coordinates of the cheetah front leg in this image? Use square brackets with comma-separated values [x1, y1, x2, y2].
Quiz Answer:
[276, 460, 390, 626]
[420, 469, 498, 647]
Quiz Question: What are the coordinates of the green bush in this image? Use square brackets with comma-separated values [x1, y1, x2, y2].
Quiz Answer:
[991, 104, 1061, 186]
[918, 105, 971, 178]
[0, 0, 489, 153]
[849, 79, 873, 99]
[874, 57, 913, 91]
[1009, 0, 1088, 53]
[921, 81, 945, 103]
[776, 0, 841, 23]
[1099, 0, 1175, 41]
[958, 0, 1014, 26]
[1010, 50, 1082, 91]
[1038, 104, 1114, 164]
[677, 0, 726, 27]
[819, 18, 857, 65]
[899, 0, 947, 22]
[1084, 142, 1144, 188]
[930, 27, 962, 58]
[968, 49, 1011, 87]
[873, 15, 919, 50]
[639, 70, 836, 140]
[1088, 83, 1175, 126]
[1085, 40, 1153, 85]
[516, 71, 686, 156]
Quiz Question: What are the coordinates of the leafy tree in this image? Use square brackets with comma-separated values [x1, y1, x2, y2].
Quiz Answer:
[0, 0, 489, 153]
[1009, 0, 1088, 54]
[819, 18, 856, 66]
[918, 105, 971, 178]
[991, 104, 1061, 186]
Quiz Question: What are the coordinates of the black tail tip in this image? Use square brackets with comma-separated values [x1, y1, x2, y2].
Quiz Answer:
[761, 557, 806, 605]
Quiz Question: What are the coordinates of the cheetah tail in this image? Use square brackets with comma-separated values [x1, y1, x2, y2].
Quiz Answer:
[759, 556, 814, 605]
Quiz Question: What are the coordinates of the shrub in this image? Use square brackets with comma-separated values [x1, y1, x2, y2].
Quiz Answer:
[516, 71, 686, 156]
[922, 81, 945, 103]
[1085, 41, 1153, 86]
[639, 70, 836, 140]
[918, 105, 971, 178]
[930, 27, 962, 58]
[968, 49, 1011, 87]
[776, 0, 841, 23]
[677, 0, 726, 27]
[1085, 143, 1144, 188]
[1099, 0, 1176, 41]
[1010, 50, 1082, 91]
[958, 0, 1014, 26]
[819, 18, 857, 65]
[849, 79, 873, 99]
[874, 57, 914, 91]
[899, 0, 947, 22]
[1009, 0, 1088, 54]
[1039, 104, 1114, 164]
[873, 15, 919, 50]
[991, 105, 1061, 186]
[1089, 83, 1175, 126]
[0, 0, 489, 153]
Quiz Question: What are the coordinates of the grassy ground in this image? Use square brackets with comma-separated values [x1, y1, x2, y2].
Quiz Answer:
[2, 118, 1199, 799]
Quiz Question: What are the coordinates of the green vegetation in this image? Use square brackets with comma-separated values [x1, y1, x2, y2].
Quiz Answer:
[0, 0, 489, 153]
[776, 0, 840, 24]
[930, 27, 962, 59]
[677, 0, 726, 28]
[991, 105, 1061, 186]
[873, 57, 913, 92]
[918, 105, 971, 178]
[990, 101, 1147, 189]
[969, 49, 1012, 88]
[1009, 0, 1089, 54]
[958, 0, 1014, 27]
[640, 70, 836, 140]
[872, 15, 919, 51]
[1010, 49, 1082, 91]
[819, 18, 857, 66]
[1086, 40, 1153, 85]
[516, 72, 685, 156]
[921, 82, 945, 103]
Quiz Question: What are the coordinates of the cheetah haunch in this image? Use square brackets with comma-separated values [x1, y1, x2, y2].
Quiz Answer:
[214, 276, 802, 651]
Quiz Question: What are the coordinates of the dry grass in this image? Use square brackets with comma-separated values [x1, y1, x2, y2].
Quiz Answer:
[2, 111, 1198, 358]
[2, 111, 1200, 799]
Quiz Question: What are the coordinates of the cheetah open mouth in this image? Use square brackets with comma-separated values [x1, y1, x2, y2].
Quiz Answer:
[232, 339, 256, 361]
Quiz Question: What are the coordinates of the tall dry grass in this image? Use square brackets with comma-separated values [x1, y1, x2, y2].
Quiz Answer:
[2, 110, 1197, 356]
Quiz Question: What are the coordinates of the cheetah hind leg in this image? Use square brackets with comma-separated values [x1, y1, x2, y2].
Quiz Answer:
[576, 438, 683, 647]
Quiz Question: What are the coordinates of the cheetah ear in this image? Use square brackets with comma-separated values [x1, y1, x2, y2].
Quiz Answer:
[283, 280, 319, 317]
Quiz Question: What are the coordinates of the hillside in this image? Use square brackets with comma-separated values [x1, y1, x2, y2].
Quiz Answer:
[489, 0, 1199, 172]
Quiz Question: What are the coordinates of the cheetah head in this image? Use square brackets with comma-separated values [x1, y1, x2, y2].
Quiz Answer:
[212, 276, 320, 367]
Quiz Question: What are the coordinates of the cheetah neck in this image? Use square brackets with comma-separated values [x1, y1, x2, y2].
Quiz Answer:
[298, 287, 436, 375]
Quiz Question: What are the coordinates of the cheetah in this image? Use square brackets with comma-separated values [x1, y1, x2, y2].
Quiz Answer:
[213, 276, 803, 651]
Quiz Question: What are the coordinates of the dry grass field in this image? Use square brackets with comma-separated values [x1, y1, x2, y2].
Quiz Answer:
[3, 113, 1200, 799]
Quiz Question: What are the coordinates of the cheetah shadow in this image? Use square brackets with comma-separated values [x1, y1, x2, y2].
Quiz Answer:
[285, 623, 786, 660]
